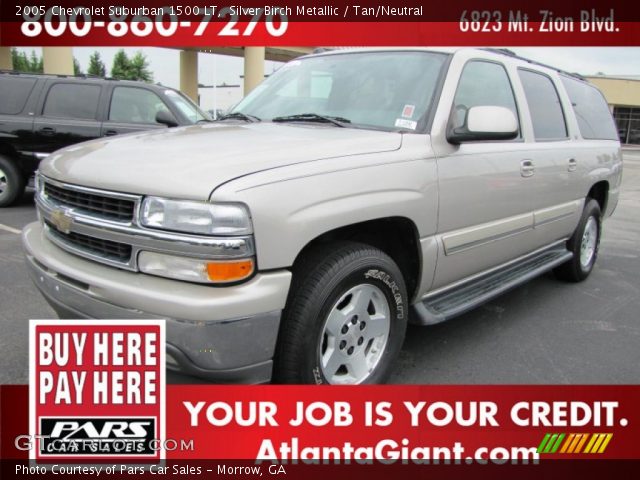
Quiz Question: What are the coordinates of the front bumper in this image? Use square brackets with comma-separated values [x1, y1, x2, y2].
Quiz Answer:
[22, 222, 292, 384]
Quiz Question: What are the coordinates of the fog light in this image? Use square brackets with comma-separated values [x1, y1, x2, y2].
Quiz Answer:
[138, 251, 254, 284]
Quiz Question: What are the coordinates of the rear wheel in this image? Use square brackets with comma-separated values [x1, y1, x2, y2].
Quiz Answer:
[554, 199, 602, 282]
[0, 155, 26, 207]
[274, 242, 408, 384]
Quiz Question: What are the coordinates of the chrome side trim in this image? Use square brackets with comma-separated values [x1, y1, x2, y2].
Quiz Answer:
[422, 239, 569, 300]
[442, 212, 534, 255]
[34, 152, 50, 160]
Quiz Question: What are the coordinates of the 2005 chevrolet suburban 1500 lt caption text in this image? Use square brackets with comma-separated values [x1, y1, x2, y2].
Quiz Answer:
[22, 48, 622, 384]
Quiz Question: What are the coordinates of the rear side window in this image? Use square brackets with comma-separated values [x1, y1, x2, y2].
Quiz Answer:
[561, 76, 618, 140]
[0, 76, 37, 114]
[518, 69, 567, 140]
[43, 83, 101, 119]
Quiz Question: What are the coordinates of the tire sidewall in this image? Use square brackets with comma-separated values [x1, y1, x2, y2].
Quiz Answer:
[300, 259, 407, 385]
[0, 156, 24, 207]
[574, 200, 602, 278]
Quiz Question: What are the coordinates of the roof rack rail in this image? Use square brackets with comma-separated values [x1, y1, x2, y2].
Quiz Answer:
[0, 69, 120, 81]
[481, 48, 586, 81]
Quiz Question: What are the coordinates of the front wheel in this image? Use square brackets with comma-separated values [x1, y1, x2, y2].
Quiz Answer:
[554, 199, 602, 282]
[274, 242, 408, 385]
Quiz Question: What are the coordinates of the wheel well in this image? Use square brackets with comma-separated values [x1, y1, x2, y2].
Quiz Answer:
[0, 142, 18, 159]
[588, 181, 609, 213]
[292, 217, 422, 300]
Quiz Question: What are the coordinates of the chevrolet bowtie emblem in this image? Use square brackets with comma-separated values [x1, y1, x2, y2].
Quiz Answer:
[51, 209, 73, 234]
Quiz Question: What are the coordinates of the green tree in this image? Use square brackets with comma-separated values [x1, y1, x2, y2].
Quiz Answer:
[127, 51, 153, 82]
[110, 49, 153, 82]
[11, 48, 43, 73]
[110, 49, 130, 79]
[29, 50, 43, 73]
[87, 51, 106, 77]
[10, 48, 27, 71]
[73, 57, 83, 75]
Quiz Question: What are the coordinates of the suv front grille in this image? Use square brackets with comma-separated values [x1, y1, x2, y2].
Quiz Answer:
[45, 220, 132, 263]
[44, 182, 135, 222]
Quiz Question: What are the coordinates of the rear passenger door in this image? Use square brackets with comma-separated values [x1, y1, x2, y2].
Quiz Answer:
[101, 86, 170, 137]
[0, 75, 39, 161]
[32, 81, 104, 155]
[516, 69, 582, 248]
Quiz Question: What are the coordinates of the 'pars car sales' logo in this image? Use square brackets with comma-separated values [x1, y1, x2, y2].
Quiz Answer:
[29, 320, 165, 462]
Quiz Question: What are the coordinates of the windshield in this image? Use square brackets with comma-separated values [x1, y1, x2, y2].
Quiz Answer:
[231, 51, 448, 132]
[164, 90, 210, 123]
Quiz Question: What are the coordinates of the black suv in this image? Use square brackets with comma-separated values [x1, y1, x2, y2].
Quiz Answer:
[0, 71, 210, 207]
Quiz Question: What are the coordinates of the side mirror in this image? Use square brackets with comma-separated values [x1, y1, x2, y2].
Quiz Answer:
[447, 106, 518, 144]
[155, 109, 179, 127]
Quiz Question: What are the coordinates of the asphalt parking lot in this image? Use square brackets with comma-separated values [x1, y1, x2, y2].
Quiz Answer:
[1, 150, 639, 384]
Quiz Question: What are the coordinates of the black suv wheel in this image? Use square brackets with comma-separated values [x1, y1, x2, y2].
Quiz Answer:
[0, 155, 25, 207]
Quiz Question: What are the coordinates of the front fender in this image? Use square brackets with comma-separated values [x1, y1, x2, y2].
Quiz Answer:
[211, 142, 438, 271]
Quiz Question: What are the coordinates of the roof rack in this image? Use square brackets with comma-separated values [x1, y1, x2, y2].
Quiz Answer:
[481, 48, 586, 81]
[0, 69, 119, 81]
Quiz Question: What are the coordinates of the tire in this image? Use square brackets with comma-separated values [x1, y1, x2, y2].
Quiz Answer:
[0, 155, 26, 208]
[553, 199, 602, 282]
[274, 242, 408, 385]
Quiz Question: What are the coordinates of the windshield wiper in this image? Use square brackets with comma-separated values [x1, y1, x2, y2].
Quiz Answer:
[217, 112, 261, 123]
[272, 113, 351, 127]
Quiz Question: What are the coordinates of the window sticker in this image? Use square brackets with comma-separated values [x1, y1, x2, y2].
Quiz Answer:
[402, 104, 416, 118]
[395, 118, 417, 130]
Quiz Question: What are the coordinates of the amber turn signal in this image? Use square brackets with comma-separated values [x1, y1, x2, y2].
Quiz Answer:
[206, 259, 255, 283]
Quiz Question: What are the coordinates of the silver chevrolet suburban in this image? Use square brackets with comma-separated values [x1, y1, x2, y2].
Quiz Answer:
[22, 48, 622, 384]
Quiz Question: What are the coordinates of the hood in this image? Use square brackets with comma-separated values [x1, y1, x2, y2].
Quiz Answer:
[40, 122, 402, 200]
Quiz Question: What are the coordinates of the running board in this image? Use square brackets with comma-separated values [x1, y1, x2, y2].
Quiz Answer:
[412, 246, 573, 325]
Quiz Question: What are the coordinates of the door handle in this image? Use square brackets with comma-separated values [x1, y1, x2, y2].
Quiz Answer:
[520, 160, 535, 177]
[39, 127, 56, 136]
[103, 130, 118, 137]
[568, 158, 578, 172]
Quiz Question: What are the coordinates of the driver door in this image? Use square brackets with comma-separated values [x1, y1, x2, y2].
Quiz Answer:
[431, 59, 539, 289]
[101, 86, 169, 137]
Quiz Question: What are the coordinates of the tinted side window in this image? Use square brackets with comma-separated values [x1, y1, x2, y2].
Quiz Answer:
[109, 87, 168, 124]
[0, 76, 37, 114]
[518, 70, 567, 140]
[561, 76, 618, 140]
[453, 60, 520, 136]
[43, 83, 101, 119]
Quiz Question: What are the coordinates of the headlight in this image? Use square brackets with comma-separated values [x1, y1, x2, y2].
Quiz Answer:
[138, 251, 255, 284]
[34, 173, 43, 196]
[140, 197, 252, 236]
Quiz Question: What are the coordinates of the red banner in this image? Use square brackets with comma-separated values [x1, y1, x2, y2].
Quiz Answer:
[3, 384, 640, 461]
[1, 1, 640, 46]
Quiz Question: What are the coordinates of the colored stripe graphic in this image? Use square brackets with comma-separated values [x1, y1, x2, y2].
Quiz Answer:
[537, 433, 551, 453]
[539, 433, 613, 454]
[597, 434, 613, 453]
[573, 433, 589, 453]
[550, 433, 565, 453]
[559, 433, 575, 453]
[584, 434, 599, 453]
